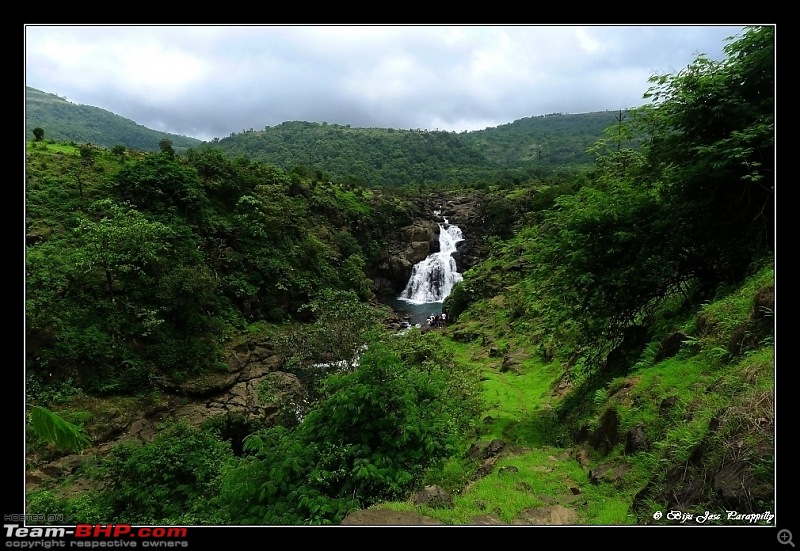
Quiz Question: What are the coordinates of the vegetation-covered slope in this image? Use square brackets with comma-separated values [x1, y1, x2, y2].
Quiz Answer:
[25, 139, 414, 395]
[27, 84, 622, 188]
[26, 87, 202, 152]
[24, 26, 774, 527]
[207, 112, 618, 187]
[460, 110, 634, 166]
[356, 261, 773, 525]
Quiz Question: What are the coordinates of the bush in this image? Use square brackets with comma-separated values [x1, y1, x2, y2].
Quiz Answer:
[98, 420, 233, 523]
[218, 332, 482, 524]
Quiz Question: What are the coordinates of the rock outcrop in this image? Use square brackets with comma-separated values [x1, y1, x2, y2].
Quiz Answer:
[369, 193, 489, 296]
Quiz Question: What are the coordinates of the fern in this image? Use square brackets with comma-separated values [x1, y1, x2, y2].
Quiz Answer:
[29, 406, 91, 453]
[593, 389, 607, 407]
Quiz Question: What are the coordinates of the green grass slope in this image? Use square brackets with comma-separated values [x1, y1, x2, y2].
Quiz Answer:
[366, 262, 774, 525]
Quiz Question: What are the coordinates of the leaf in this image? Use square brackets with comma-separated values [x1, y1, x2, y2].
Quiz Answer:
[29, 406, 91, 453]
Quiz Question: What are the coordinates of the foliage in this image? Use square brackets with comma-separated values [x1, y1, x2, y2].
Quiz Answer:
[26, 139, 397, 392]
[453, 26, 774, 377]
[25, 198, 192, 388]
[272, 289, 389, 421]
[635, 25, 774, 290]
[218, 332, 481, 524]
[78, 143, 97, 167]
[26, 373, 81, 406]
[28, 406, 91, 453]
[523, 173, 680, 369]
[97, 420, 233, 523]
[27, 489, 111, 525]
[159, 138, 175, 157]
[112, 154, 208, 217]
[26, 86, 201, 151]
[190, 115, 605, 187]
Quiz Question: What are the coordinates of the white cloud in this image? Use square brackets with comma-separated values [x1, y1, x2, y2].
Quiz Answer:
[25, 24, 751, 141]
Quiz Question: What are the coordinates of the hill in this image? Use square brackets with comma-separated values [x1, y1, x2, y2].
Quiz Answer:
[460, 110, 630, 165]
[25, 86, 202, 152]
[209, 111, 627, 187]
[26, 85, 627, 187]
[22, 25, 774, 531]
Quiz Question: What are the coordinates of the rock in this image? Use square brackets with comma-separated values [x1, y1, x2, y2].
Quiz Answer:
[411, 485, 454, 508]
[660, 396, 678, 411]
[589, 408, 620, 455]
[513, 505, 577, 525]
[341, 510, 445, 525]
[468, 438, 506, 460]
[624, 424, 650, 454]
[655, 332, 686, 362]
[589, 462, 631, 484]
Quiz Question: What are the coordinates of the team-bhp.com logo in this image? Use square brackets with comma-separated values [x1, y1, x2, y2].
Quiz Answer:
[5, 523, 188, 547]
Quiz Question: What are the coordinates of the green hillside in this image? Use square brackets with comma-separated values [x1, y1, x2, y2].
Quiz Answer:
[23, 26, 774, 528]
[209, 112, 621, 187]
[461, 110, 633, 165]
[26, 84, 624, 188]
[25, 87, 202, 152]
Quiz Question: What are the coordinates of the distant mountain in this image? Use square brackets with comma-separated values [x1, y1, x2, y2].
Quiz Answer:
[460, 111, 632, 165]
[25, 87, 202, 152]
[26, 85, 635, 186]
[210, 110, 631, 187]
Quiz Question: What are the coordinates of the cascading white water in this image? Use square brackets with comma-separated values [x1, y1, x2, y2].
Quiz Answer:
[398, 217, 464, 305]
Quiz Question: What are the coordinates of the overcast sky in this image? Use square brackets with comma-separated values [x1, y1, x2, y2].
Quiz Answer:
[25, 25, 753, 142]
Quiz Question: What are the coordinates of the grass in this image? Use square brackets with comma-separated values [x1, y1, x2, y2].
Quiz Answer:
[26, 256, 774, 526]
[362, 263, 774, 525]
[28, 141, 80, 155]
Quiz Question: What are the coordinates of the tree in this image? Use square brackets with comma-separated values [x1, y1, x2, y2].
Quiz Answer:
[516, 25, 775, 374]
[79, 143, 97, 166]
[276, 289, 386, 418]
[33, 127, 45, 141]
[74, 199, 175, 303]
[159, 138, 175, 157]
[113, 154, 207, 217]
[636, 25, 774, 289]
[74, 143, 98, 198]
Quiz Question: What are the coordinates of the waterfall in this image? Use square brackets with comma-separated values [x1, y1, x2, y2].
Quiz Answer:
[398, 216, 464, 304]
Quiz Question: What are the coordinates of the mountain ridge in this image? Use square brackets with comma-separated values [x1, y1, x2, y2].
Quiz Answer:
[26, 85, 632, 186]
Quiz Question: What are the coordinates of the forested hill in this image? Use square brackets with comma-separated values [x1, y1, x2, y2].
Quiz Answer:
[25, 87, 202, 153]
[23, 26, 774, 528]
[461, 110, 634, 165]
[209, 111, 628, 187]
[26, 83, 630, 187]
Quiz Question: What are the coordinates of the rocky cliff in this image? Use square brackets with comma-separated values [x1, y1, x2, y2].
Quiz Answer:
[369, 192, 489, 296]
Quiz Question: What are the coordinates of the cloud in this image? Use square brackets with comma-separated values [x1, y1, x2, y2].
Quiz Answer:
[25, 24, 750, 141]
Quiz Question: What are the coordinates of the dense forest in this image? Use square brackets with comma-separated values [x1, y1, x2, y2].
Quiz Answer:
[207, 110, 621, 187]
[24, 26, 774, 527]
[26, 86, 628, 188]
